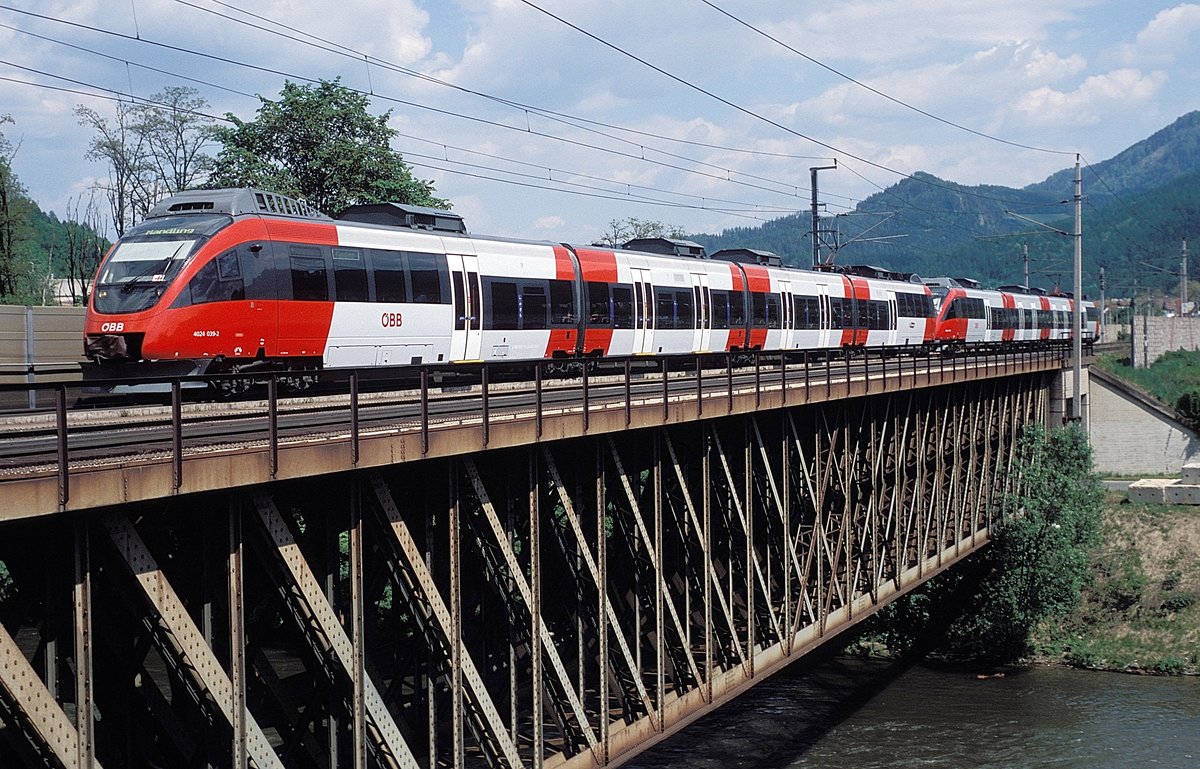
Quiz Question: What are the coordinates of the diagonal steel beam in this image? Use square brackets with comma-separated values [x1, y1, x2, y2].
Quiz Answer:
[368, 474, 526, 769]
[251, 494, 420, 769]
[541, 448, 661, 726]
[709, 429, 785, 644]
[604, 439, 705, 687]
[462, 457, 601, 756]
[0, 620, 100, 769]
[660, 433, 751, 675]
[101, 512, 282, 769]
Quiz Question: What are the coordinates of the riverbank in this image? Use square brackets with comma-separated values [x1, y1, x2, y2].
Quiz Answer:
[1030, 491, 1200, 675]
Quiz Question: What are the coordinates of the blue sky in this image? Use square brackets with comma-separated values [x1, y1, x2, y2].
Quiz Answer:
[1, 0, 1198, 244]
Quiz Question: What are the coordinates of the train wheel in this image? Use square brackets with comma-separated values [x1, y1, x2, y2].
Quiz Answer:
[211, 376, 252, 399]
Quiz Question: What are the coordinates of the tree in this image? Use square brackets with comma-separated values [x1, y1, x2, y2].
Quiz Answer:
[76, 101, 154, 238]
[1175, 388, 1200, 433]
[61, 192, 107, 305]
[0, 115, 35, 300]
[595, 217, 687, 246]
[207, 78, 446, 214]
[134, 86, 219, 194]
[944, 423, 1104, 660]
[77, 87, 219, 236]
[856, 423, 1103, 663]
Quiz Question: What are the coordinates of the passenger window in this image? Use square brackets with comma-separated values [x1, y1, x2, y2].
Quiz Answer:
[371, 250, 407, 303]
[550, 279, 576, 326]
[332, 247, 367, 302]
[588, 282, 612, 325]
[612, 285, 634, 329]
[521, 285, 548, 329]
[711, 290, 730, 329]
[408, 252, 446, 304]
[488, 281, 519, 329]
[289, 245, 328, 301]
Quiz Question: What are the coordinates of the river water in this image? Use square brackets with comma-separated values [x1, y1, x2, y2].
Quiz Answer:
[625, 655, 1200, 769]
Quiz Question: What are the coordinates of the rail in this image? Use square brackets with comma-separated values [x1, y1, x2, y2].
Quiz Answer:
[0, 343, 1074, 509]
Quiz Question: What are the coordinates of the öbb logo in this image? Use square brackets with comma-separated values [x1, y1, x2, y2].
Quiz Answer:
[380, 312, 404, 328]
[100, 322, 125, 332]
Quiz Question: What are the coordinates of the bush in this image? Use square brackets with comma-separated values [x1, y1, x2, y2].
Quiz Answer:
[1095, 551, 1147, 612]
[861, 423, 1104, 663]
[1175, 389, 1200, 432]
[1160, 593, 1196, 614]
[1150, 657, 1188, 675]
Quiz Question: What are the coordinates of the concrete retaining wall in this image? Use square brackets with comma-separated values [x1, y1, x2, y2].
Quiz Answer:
[1088, 367, 1200, 475]
[0, 305, 86, 370]
[1128, 316, 1200, 368]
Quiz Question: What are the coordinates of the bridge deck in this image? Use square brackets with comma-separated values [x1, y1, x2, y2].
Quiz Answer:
[1, 347, 1064, 520]
[0, 349, 1060, 769]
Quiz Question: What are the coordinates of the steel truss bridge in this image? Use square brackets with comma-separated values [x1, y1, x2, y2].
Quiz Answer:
[0, 347, 1066, 769]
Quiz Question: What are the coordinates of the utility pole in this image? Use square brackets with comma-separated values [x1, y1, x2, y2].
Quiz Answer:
[1130, 276, 1138, 367]
[1184, 239, 1190, 313]
[810, 161, 837, 267]
[1022, 241, 1030, 287]
[1072, 154, 1083, 422]
[1099, 267, 1106, 343]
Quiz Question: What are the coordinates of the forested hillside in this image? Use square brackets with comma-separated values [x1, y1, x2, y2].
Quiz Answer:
[693, 111, 1200, 296]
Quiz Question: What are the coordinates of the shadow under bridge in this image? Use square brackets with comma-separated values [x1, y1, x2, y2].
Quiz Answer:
[0, 371, 1051, 769]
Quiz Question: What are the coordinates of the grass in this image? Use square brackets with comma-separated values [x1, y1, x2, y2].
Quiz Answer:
[1094, 349, 1200, 407]
[1032, 491, 1200, 674]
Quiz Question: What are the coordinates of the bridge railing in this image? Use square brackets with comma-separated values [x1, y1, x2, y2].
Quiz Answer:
[0, 343, 1072, 510]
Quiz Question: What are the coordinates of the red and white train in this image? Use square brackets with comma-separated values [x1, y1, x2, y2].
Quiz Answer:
[82, 188, 1096, 382]
[926, 276, 1099, 347]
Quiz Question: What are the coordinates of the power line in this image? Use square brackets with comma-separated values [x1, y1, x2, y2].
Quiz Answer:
[0, 2, 836, 204]
[163, 0, 861, 202]
[1, 15, 817, 216]
[394, 132, 812, 215]
[0, 64, 807, 221]
[2, 0, 1151, 265]
[697, 0, 1075, 156]
[178, 0, 842, 165]
[512, 0, 1063, 210]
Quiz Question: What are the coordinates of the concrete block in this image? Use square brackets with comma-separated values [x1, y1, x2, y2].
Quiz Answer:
[1165, 483, 1200, 505]
[1128, 478, 1173, 505]
[1183, 462, 1200, 484]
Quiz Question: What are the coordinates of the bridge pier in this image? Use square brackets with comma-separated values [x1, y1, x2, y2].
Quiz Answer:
[2, 374, 1050, 769]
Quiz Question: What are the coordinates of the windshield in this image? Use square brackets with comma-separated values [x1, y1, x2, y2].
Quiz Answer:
[93, 214, 231, 314]
[929, 287, 948, 313]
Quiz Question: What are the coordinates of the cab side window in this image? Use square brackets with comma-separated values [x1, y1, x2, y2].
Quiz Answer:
[189, 250, 245, 305]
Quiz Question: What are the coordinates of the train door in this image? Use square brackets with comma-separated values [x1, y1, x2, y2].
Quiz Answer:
[632, 267, 654, 353]
[816, 284, 834, 350]
[888, 293, 899, 347]
[691, 272, 711, 352]
[779, 280, 794, 349]
[448, 253, 482, 361]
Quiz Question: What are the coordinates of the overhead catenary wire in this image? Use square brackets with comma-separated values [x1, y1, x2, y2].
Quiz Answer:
[697, 0, 1076, 157]
[0, 66, 796, 221]
[512, 0, 1065, 211]
[0, 14, 818, 219]
[0, 3, 843, 205]
[150, 0, 1058, 241]
[0, 0, 1153, 266]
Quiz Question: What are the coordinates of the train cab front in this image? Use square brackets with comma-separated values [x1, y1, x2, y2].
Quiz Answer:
[83, 211, 233, 389]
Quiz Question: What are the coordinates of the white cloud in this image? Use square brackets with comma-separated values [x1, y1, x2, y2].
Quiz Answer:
[1013, 68, 1167, 125]
[794, 0, 1097, 64]
[1, 0, 1196, 242]
[1118, 3, 1200, 65]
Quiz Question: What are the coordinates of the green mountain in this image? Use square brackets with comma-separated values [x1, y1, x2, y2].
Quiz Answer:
[692, 111, 1200, 296]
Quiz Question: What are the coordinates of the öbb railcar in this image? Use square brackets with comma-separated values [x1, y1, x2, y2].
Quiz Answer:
[83, 188, 1094, 384]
